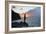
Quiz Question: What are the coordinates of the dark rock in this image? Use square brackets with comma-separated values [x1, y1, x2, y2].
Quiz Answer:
[11, 10, 21, 21]
[12, 21, 28, 28]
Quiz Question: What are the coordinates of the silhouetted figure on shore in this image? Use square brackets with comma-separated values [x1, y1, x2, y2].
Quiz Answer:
[24, 13, 26, 23]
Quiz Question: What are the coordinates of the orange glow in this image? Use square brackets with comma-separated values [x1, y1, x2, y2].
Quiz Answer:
[19, 12, 33, 17]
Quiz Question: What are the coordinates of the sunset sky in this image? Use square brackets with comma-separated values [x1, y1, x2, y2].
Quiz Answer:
[12, 6, 39, 17]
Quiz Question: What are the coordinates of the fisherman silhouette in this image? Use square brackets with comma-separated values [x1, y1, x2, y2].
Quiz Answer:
[12, 9, 28, 28]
